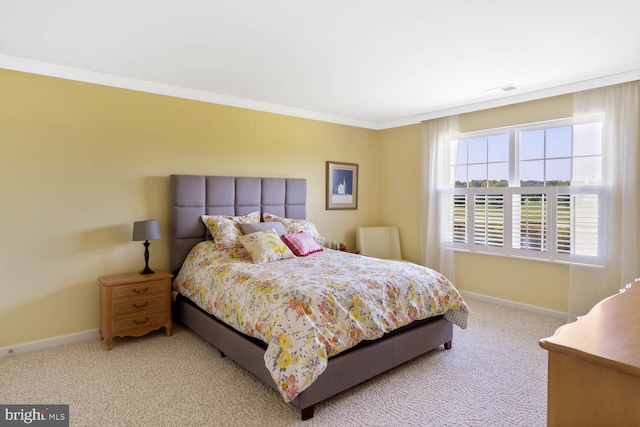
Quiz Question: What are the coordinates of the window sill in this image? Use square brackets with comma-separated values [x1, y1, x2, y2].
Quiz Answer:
[447, 246, 605, 268]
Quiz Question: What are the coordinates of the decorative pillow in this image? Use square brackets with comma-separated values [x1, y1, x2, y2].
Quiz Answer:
[281, 232, 324, 257]
[240, 221, 287, 237]
[238, 231, 295, 264]
[201, 211, 260, 249]
[263, 213, 325, 246]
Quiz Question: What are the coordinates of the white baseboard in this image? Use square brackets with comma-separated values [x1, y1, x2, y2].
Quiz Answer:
[459, 290, 568, 320]
[0, 329, 101, 358]
[0, 292, 566, 358]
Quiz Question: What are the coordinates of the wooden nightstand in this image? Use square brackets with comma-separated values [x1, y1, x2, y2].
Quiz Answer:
[98, 270, 173, 350]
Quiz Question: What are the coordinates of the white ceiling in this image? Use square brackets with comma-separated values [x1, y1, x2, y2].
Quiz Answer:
[1, 0, 639, 129]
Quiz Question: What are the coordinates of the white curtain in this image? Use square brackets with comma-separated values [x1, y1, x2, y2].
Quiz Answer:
[569, 81, 639, 319]
[420, 115, 459, 282]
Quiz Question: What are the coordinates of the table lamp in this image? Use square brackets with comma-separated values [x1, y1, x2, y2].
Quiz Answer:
[132, 220, 161, 274]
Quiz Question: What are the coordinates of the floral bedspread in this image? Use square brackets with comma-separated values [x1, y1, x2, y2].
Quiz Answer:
[173, 241, 469, 402]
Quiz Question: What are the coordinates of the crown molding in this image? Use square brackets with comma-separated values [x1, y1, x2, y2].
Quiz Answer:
[378, 69, 640, 129]
[0, 54, 378, 129]
[2, 54, 638, 131]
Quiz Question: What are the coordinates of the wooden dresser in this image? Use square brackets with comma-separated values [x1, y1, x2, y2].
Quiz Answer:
[99, 271, 173, 350]
[539, 281, 640, 426]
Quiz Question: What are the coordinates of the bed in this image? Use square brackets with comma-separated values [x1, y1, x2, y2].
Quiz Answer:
[169, 174, 468, 420]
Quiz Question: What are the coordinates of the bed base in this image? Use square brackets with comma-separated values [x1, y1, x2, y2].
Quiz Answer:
[173, 294, 453, 420]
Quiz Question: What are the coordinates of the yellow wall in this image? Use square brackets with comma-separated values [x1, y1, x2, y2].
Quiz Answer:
[2, 67, 638, 348]
[0, 69, 379, 347]
[376, 124, 423, 263]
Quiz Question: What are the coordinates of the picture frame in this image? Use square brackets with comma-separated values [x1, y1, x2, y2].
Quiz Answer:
[326, 161, 358, 210]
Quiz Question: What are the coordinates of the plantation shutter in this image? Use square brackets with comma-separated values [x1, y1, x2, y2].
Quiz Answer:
[555, 189, 603, 263]
[512, 192, 547, 253]
[474, 193, 504, 247]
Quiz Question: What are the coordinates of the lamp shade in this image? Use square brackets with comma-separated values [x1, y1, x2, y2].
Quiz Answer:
[132, 220, 161, 241]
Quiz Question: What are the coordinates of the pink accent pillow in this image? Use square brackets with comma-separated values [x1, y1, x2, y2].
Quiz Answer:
[281, 232, 324, 257]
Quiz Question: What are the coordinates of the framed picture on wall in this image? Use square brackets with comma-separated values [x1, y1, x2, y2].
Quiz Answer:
[326, 161, 358, 210]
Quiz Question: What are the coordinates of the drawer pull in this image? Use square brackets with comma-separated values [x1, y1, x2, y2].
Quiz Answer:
[133, 302, 148, 309]
[134, 317, 149, 325]
[132, 287, 149, 294]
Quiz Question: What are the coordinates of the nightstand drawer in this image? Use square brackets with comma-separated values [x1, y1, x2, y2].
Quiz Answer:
[112, 296, 166, 316]
[112, 280, 166, 299]
[113, 312, 167, 334]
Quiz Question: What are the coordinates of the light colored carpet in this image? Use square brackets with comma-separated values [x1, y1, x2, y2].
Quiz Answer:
[0, 298, 564, 426]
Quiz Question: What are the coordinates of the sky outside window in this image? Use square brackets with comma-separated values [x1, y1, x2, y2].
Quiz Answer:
[519, 126, 572, 186]
[488, 134, 509, 162]
[453, 133, 509, 187]
[468, 137, 487, 163]
[451, 123, 597, 188]
[520, 130, 545, 160]
[545, 126, 572, 158]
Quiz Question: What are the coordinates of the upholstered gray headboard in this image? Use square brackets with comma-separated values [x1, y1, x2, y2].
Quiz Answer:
[169, 175, 307, 274]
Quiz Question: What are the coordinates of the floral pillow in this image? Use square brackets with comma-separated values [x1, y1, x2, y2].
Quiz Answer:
[281, 232, 324, 257]
[238, 231, 295, 264]
[263, 212, 325, 246]
[201, 211, 260, 249]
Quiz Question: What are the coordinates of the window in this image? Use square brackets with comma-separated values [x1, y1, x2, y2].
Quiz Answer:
[445, 116, 604, 266]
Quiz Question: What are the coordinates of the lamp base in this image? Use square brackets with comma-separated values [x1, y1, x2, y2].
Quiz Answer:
[140, 240, 154, 274]
[139, 266, 155, 275]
